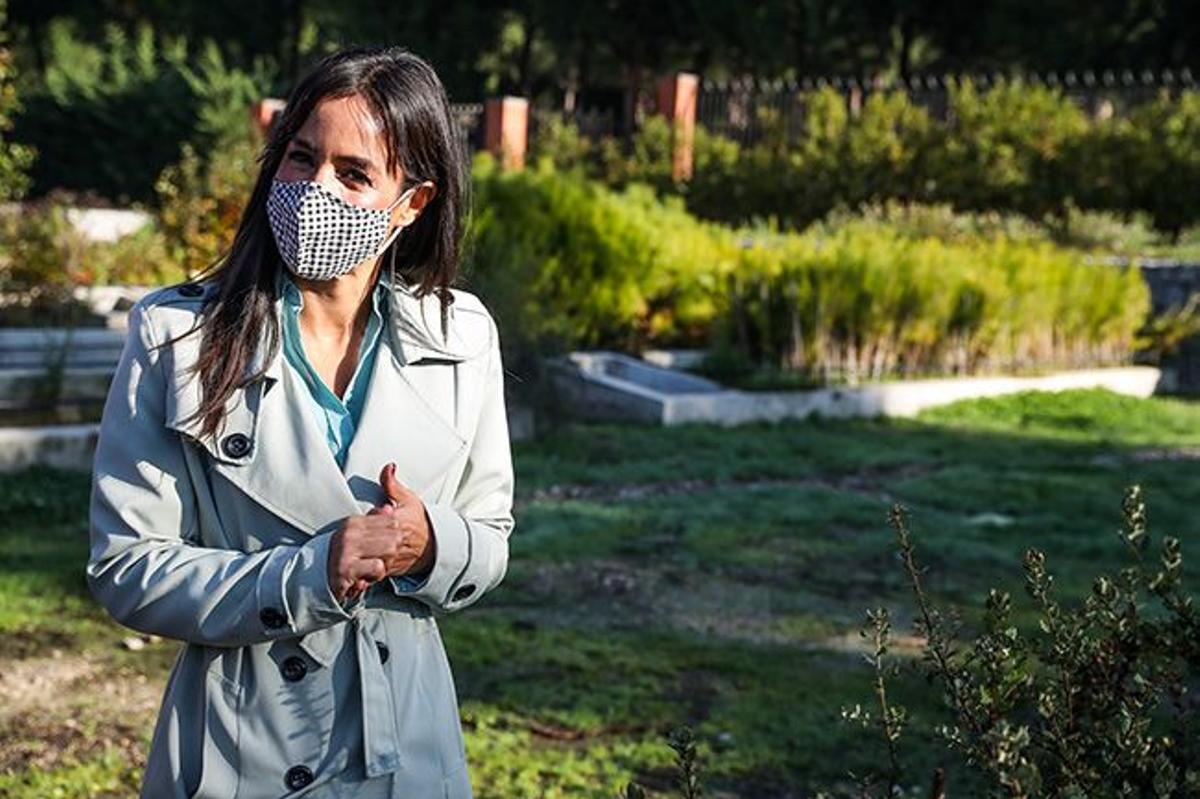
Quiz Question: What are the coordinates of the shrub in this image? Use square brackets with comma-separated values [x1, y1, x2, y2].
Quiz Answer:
[570, 81, 1200, 244]
[154, 130, 259, 276]
[466, 160, 1150, 388]
[1116, 91, 1200, 242]
[465, 153, 736, 369]
[0, 200, 93, 325]
[842, 488, 1200, 798]
[930, 78, 1090, 219]
[715, 221, 1150, 385]
[0, 197, 183, 301]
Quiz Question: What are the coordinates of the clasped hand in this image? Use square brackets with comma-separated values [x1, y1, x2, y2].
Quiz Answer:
[327, 462, 437, 602]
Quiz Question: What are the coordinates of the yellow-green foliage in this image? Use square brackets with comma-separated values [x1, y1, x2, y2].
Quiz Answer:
[0, 200, 184, 292]
[466, 152, 738, 362]
[724, 220, 1149, 382]
[468, 158, 1150, 384]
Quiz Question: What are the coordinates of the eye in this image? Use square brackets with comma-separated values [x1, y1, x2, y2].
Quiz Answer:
[287, 150, 313, 165]
[341, 168, 372, 187]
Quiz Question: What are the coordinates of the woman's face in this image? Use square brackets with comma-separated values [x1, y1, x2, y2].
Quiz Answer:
[275, 94, 434, 231]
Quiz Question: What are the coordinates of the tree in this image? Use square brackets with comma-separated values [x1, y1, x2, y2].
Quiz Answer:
[0, 0, 35, 201]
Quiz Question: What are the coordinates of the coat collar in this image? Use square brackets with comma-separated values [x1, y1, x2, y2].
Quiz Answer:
[163, 274, 480, 536]
[245, 272, 485, 381]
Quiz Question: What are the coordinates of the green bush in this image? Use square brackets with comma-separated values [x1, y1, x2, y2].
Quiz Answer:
[11, 19, 272, 203]
[0, 198, 183, 300]
[930, 78, 1090, 219]
[1114, 91, 1200, 241]
[466, 152, 736, 366]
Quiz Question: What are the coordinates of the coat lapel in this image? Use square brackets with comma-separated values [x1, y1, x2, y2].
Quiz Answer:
[339, 353, 468, 510]
[164, 276, 486, 537]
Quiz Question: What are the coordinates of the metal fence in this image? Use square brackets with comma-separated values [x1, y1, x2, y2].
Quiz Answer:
[526, 105, 622, 154]
[449, 102, 485, 158]
[697, 68, 1198, 146]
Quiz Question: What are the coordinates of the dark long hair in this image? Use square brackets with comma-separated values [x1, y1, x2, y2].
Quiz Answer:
[174, 46, 468, 440]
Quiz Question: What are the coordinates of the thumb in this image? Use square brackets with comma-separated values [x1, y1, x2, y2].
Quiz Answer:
[379, 462, 408, 505]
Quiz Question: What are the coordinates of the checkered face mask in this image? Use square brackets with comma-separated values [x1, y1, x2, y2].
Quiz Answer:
[266, 178, 417, 281]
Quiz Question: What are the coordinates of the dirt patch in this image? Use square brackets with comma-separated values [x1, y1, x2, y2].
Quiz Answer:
[516, 463, 938, 510]
[506, 559, 853, 647]
[0, 629, 80, 660]
[0, 650, 163, 776]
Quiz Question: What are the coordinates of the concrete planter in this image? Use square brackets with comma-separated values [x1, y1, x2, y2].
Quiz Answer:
[549, 350, 1162, 426]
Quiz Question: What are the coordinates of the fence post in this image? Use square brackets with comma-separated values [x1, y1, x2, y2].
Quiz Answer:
[656, 72, 698, 181]
[251, 98, 287, 138]
[484, 96, 529, 171]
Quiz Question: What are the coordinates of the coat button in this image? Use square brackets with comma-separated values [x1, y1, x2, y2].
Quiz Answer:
[221, 432, 253, 459]
[177, 282, 205, 297]
[284, 765, 314, 791]
[452, 584, 476, 602]
[260, 607, 287, 629]
[376, 641, 390, 664]
[281, 655, 308, 682]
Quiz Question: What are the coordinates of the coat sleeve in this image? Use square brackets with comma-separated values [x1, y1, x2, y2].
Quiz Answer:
[388, 309, 515, 616]
[86, 298, 360, 647]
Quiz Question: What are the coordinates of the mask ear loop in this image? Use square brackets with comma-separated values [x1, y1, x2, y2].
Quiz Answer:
[375, 185, 418, 261]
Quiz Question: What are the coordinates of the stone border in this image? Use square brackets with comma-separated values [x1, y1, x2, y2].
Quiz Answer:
[549, 350, 1163, 426]
[0, 424, 100, 473]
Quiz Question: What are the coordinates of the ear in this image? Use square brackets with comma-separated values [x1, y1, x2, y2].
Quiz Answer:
[391, 180, 438, 228]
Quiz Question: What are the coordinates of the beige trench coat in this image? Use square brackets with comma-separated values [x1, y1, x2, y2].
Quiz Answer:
[85, 276, 515, 798]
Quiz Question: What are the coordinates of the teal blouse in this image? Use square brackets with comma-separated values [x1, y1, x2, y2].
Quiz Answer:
[277, 270, 427, 590]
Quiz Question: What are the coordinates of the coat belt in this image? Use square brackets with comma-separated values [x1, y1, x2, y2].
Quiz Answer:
[298, 611, 402, 778]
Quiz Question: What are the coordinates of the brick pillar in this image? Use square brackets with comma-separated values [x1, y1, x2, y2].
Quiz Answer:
[848, 85, 863, 118]
[251, 98, 287, 138]
[656, 72, 698, 182]
[484, 96, 529, 171]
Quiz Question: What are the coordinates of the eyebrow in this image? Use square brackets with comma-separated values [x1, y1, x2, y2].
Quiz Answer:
[292, 137, 379, 174]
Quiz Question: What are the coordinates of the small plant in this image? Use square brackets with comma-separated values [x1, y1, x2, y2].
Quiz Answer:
[617, 724, 705, 799]
[843, 486, 1200, 798]
[841, 607, 907, 798]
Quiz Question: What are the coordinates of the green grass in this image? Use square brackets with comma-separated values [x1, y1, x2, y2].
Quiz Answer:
[2, 388, 1198, 797]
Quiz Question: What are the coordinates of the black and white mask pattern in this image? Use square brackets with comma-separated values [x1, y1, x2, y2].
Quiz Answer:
[267, 178, 415, 281]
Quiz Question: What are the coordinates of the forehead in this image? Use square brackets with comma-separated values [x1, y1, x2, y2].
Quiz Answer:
[295, 94, 392, 171]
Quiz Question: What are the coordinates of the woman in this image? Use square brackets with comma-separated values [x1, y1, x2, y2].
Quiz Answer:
[86, 46, 514, 798]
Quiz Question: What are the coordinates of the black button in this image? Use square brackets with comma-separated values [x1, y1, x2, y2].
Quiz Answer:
[376, 641, 390, 664]
[260, 607, 286, 629]
[221, 433, 253, 459]
[284, 765, 314, 791]
[281, 655, 308, 682]
[452, 584, 476, 602]
[177, 283, 204, 297]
